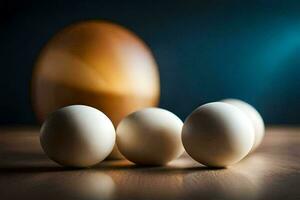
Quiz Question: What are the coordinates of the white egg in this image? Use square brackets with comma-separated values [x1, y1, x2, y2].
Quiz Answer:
[116, 108, 184, 165]
[221, 99, 265, 151]
[40, 105, 116, 167]
[182, 102, 254, 167]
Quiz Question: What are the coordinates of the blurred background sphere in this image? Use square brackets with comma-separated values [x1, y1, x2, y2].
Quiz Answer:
[32, 21, 160, 158]
[32, 21, 159, 124]
[1, 0, 300, 124]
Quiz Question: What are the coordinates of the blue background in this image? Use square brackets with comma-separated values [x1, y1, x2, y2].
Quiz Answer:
[1, 0, 300, 124]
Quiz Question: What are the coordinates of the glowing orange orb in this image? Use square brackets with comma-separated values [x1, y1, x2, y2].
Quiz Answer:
[32, 21, 160, 158]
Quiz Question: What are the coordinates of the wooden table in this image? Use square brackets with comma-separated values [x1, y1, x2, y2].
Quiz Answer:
[0, 127, 299, 200]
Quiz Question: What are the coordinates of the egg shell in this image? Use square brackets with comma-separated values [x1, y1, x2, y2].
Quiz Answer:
[221, 99, 265, 151]
[182, 102, 255, 167]
[40, 105, 116, 167]
[116, 108, 184, 165]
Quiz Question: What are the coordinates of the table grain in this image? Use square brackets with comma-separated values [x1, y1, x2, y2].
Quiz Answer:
[0, 126, 299, 200]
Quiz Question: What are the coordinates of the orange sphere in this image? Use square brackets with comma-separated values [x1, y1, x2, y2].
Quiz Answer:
[32, 21, 160, 158]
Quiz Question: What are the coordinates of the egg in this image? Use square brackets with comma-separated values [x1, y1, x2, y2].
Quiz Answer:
[221, 99, 265, 151]
[116, 108, 184, 165]
[40, 105, 116, 167]
[182, 102, 254, 167]
[31, 20, 160, 159]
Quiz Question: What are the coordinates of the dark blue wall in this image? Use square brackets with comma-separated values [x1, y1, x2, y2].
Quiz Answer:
[1, 0, 300, 124]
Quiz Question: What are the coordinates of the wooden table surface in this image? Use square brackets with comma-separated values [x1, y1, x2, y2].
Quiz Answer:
[0, 127, 299, 200]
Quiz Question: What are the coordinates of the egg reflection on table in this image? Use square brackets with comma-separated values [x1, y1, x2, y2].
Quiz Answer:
[108, 158, 187, 200]
[34, 172, 115, 200]
[182, 168, 259, 200]
[32, 20, 160, 159]
[182, 102, 255, 167]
